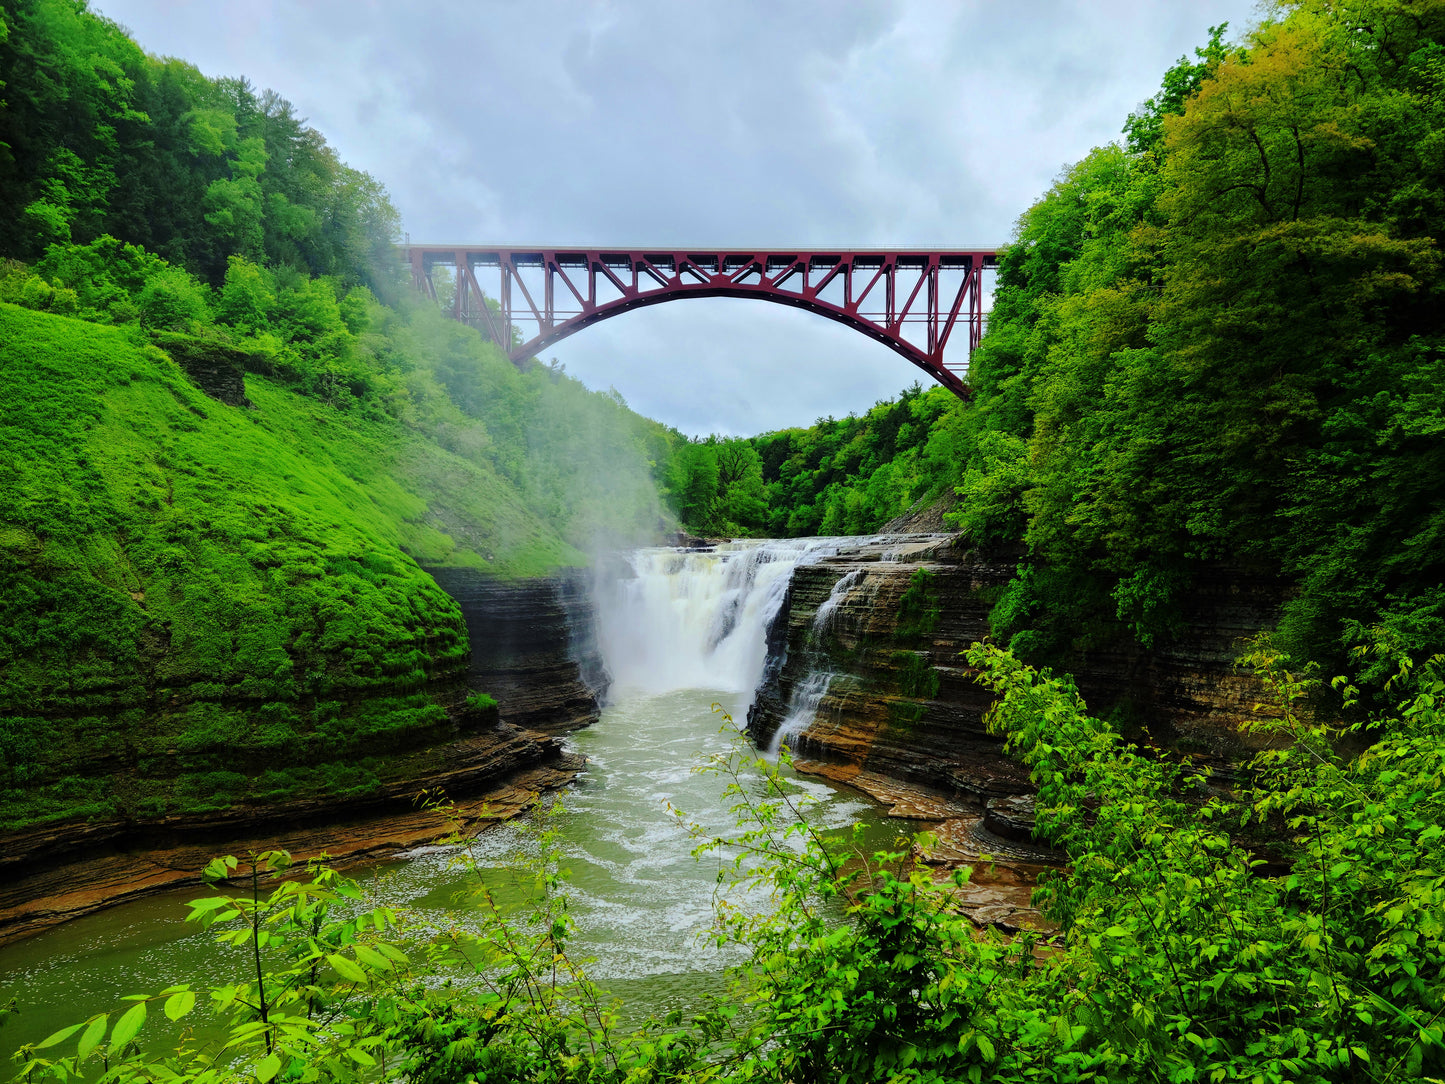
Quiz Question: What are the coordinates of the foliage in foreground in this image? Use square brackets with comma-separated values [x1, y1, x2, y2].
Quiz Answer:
[9, 641, 1445, 1083]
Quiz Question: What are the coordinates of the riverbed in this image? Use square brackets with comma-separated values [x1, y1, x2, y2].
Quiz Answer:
[1, 539, 909, 1060]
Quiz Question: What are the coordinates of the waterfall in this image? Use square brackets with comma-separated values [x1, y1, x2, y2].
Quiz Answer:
[593, 538, 843, 702]
[767, 566, 870, 754]
[812, 567, 865, 635]
[768, 670, 835, 754]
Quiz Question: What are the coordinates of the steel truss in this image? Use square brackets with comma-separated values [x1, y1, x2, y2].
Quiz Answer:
[402, 246, 999, 398]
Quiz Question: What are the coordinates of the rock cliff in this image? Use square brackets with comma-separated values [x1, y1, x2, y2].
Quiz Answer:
[0, 569, 603, 946]
[748, 535, 1284, 813]
[426, 567, 605, 735]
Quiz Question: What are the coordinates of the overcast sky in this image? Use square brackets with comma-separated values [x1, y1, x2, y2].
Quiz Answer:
[96, 0, 1261, 436]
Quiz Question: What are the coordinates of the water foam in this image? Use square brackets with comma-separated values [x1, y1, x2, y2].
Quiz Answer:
[593, 538, 842, 704]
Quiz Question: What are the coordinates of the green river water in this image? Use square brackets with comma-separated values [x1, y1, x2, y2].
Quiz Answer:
[0, 685, 904, 1064]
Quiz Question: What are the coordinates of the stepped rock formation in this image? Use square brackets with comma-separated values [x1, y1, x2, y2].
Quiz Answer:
[426, 567, 605, 734]
[0, 571, 603, 946]
[748, 535, 1284, 813]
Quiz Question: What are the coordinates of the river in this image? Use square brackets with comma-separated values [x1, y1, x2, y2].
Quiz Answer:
[0, 539, 905, 1059]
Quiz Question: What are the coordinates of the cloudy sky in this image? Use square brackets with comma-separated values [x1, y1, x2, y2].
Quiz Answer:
[97, 0, 1261, 436]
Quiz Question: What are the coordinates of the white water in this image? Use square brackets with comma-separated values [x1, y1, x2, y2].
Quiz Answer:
[812, 567, 866, 635]
[594, 538, 846, 704]
[769, 670, 836, 754]
[766, 565, 874, 754]
[0, 536, 924, 1057]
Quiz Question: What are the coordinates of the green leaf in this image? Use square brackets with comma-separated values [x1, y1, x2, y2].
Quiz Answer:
[254, 1052, 282, 1083]
[34, 1022, 84, 1050]
[977, 1034, 996, 1061]
[327, 953, 368, 984]
[77, 1015, 108, 1060]
[164, 990, 196, 1022]
[111, 1001, 146, 1048]
[353, 944, 392, 972]
[375, 944, 409, 964]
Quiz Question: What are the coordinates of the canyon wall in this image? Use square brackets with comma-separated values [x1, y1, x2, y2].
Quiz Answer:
[748, 535, 1284, 812]
[0, 571, 601, 946]
[424, 567, 605, 735]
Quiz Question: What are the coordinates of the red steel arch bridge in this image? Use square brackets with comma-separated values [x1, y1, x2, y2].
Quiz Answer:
[401, 245, 1000, 399]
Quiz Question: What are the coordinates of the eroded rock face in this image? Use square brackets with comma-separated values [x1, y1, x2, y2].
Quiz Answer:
[748, 536, 1283, 812]
[749, 536, 1031, 808]
[426, 567, 605, 734]
[0, 750, 581, 946]
[1, 569, 604, 945]
[152, 332, 254, 408]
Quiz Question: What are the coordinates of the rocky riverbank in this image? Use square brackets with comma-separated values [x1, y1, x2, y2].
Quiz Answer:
[744, 532, 1284, 940]
[0, 570, 603, 946]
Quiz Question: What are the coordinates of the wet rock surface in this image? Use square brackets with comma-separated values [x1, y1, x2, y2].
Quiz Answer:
[985, 795, 1041, 843]
[817, 763, 1060, 939]
[749, 534, 1283, 802]
[748, 535, 1032, 807]
[920, 818, 1055, 937]
[750, 532, 1286, 941]
[0, 754, 580, 946]
[427, 567, 605, 734]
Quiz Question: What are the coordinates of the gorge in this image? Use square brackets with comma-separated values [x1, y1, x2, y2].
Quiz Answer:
[1, 526, 1285, 947]
[5, 0, 1444, 1074]
[1, 525, 1283, 1059]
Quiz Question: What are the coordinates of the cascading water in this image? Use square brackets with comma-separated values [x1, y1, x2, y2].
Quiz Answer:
[768, 669, 836, 754]
[812, 567, 866, 635]
[0, 535, 907, 1054]
[767, 566, 871, 754]
[593, 538, 844, 703]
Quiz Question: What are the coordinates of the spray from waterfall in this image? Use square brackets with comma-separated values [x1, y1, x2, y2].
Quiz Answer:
[592, 538, 844, 704]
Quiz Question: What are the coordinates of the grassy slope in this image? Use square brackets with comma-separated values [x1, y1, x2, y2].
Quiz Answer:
[0, 303, 578, 830]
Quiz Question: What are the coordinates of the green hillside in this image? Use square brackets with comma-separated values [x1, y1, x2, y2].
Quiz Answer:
[0, 295, 653, 830]
[0, 0, 683, 833]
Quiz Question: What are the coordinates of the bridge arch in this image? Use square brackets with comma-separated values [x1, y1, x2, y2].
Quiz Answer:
[401, 247, 999, 399]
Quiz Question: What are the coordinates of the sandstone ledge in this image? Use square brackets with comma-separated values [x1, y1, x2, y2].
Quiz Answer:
[751, 536, 1282, 803]
[0, 735, 584, 947]
[796, 760, 1059, 940]
[2, 568, 606, 947]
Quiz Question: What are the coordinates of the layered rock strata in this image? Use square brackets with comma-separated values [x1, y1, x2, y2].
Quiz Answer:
[1, 570, 603, 945]
[426, 567, 605, 734]
[0, 740, 581, 946]
[749, 535, 1283, 812]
